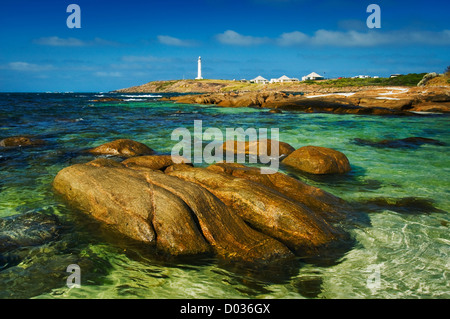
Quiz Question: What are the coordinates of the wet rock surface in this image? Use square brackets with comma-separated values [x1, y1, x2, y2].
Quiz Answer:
[282, 146, 351, 175]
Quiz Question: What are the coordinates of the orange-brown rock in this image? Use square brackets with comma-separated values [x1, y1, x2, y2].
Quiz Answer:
[53, 160, 157, 244]
[207, 163, 348, 222]
[282, 146, 351, 175]
[220, 139, 295, 157]
[166, 165, 347, 255]
[88, 139, 155, 157]
[122, 155, 191, 170]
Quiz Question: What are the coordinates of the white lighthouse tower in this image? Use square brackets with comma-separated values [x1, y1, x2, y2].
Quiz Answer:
[196, 56, 203, 80]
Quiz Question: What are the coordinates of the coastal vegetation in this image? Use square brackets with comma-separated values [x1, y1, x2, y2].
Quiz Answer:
[306, 73, 427, 87]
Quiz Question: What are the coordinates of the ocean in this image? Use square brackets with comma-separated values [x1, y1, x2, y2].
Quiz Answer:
[0, 92, 448, 299]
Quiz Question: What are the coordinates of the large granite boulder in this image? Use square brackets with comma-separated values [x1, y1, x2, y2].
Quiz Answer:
[282, 146, 351, 175]
[88, 139, 155, 157]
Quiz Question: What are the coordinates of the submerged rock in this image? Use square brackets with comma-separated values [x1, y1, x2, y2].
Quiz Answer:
[92, 97, 123, 102]
[0, 210, 61, 253]
[0, 136, 45, 148]
[87, 139, 155, 157]
[268, 109, 283, 114]
[282, 145, 351, 175]
[361, 197, 446, 215]
[353, 137, 446, 149]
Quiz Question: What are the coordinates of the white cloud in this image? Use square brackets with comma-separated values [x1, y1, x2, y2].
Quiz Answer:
[34, 36, 87, 46]
[157, 35, 196, 47]
[277, 31, 308, 46]
[310, 29, 385, 47]
[216, 29, 450, 47]
[215, 30, 269, 46]
[121, 55, 172, 63]
[277, 29, 450, 47]
[1, 62, 54, 72]
[405, 30, 450, 46]
[94, 71, 123, 77]
[33, 36, 119, 47]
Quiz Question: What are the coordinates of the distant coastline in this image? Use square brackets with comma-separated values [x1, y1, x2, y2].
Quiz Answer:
[113, 73, 449, 94]
[112, 73, 450, 115]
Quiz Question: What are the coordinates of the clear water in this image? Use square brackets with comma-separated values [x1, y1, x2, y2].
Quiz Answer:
[0, 93, 448, 299]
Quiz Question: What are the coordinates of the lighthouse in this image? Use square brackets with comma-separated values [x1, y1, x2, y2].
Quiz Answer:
[196, 56, 203, 80]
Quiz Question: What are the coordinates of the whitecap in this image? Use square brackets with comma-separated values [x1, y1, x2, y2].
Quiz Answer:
[306, 93, 355, 98]
[120, 94, 162, 98]
[409, 111, 444, 115]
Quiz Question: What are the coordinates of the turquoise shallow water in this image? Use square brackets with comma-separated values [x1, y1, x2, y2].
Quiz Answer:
[0, 93, 449, 299]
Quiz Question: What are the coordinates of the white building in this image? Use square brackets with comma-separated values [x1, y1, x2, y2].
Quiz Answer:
[270, 75, 299, 83]
[195, 56, 203, 80]
[250, 76, 269, 84]
[302, 72, 324, 81]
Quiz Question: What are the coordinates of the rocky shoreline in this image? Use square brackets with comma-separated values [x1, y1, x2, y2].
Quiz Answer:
[162, 86, 450, 115]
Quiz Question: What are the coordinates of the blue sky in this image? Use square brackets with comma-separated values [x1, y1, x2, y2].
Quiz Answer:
[0, 0, 449, 92]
